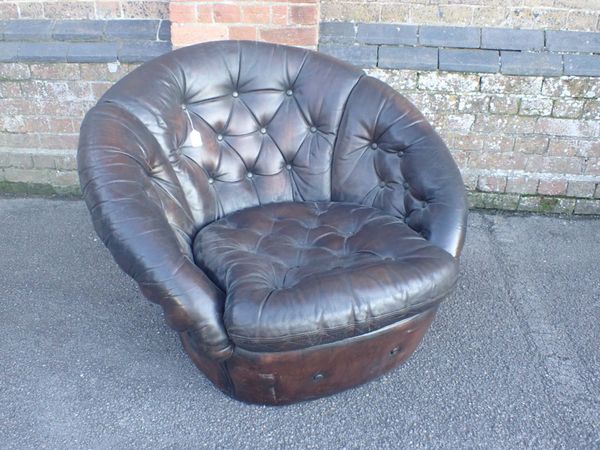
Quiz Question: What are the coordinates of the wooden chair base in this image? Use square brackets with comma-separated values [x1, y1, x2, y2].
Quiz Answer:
[180, 307, 437, 405]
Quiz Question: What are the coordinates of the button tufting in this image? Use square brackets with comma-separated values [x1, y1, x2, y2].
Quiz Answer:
[286, 89, 293, 96]
[208, 178, 214, 184]
[247, 172, 253, 179]
[260, 127, 267, 134]
[313, 373, 324, 382]
[217, 134, 223, 141]
[286, 164, 292, 170]
[310, 126, 317, 133]
[379, 181, 386, 187]
[181, 104, 187, 110]
[403, 182, 409, 189]
[397, 150, 404, 157]
[232, 91, 239, 98]
[371, 143, 378, 149]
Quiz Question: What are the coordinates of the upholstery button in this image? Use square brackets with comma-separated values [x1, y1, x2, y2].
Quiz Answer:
[379, 181, 386, 187]
[403, 182, 409, 189]
[217, 134, 223, 141]
[232, 91, 239, 98]
[286, 89, 293, 96]
[310, 126, 317, 133]
[313, 373, 324, 382]
[286, 164, 292, 170]
[181, 104, 187, 110]
[398, 150, 404, 157]
[371, 143, 378, 149]
[208, 178, 214, 184]
[260, 127, 267, 134]
[247, 172, 253, 179]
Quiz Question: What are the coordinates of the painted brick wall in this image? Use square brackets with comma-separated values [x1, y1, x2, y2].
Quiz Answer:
[170, 1, 318, 47]
[321, 0, 600, 32]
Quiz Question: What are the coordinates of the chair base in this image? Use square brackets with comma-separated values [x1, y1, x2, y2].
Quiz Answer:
[180, 307, 437, 405]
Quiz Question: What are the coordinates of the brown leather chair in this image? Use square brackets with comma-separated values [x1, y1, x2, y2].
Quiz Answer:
[78, 41, 467, 405]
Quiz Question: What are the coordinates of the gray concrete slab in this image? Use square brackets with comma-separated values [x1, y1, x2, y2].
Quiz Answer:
[0, 198, 598, 448]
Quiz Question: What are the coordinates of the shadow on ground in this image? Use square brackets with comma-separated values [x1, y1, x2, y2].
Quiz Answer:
[1, 199, 598, 448]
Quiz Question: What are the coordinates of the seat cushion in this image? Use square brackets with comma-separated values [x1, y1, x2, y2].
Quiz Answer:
[193, 202, 458, 352]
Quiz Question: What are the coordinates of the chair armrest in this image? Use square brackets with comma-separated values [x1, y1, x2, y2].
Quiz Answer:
[332, 75, 468, 258]
[78, 103, 233, 361]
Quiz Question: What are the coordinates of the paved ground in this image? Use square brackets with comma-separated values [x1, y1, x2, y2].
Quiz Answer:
[0, 198, 599, 449]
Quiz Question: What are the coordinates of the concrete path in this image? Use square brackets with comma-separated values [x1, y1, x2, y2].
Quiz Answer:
[1, 198, 598, 448]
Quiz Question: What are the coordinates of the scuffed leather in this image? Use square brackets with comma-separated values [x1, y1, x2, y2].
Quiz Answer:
[77, 40, 467, 361]
[194, 202, 459, 352]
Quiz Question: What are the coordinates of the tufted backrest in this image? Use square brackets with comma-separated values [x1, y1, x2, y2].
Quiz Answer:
[80, 40, 466, 259]
[94, 41, 364, 235]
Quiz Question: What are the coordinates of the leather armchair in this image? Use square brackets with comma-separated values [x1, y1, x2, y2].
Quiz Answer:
[78, 41, 467, 404]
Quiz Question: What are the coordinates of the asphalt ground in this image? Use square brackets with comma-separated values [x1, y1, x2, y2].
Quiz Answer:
[1, 198, 599, 448]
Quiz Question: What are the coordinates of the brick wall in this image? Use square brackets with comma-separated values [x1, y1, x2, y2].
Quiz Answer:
[0, 1, 169, 19]
[1, 0, 599, 214]
[321, 0, 600, 32]
[0, 4, 170, 195]
[170, 0, 318, 47]
[0, 62, 139, 196]
[319, 8, 600, 214]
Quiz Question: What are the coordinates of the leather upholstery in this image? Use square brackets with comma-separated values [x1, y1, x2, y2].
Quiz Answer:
[194, 201, 458, 352]
[77, 40, 467, 363]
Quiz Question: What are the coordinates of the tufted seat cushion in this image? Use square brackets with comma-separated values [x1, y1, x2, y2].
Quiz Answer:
[193, 201, 458, 352]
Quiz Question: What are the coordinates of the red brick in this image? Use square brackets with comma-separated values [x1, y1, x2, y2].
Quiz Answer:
[80, 63, 134, 82]
[213, 4, 241, 23]
[0, 63, 31, 81]
[547, 138, 579, 157]
[172, 24, 228, 47]
[229, 26, 258, 40]
[241, 5, 270, 24]
[0, 98, 39, 115]
[289, 5, 317, 25]
[260, 27, 317, 46]
[30, 64, 80, 81]
[0, 132, 39, 148]
[525, 156, 583, 175]
[506, 176, 539, 194]
[567, 181, 596, 198]
[91, 82, 113, 99]
[538, 180, 568, 196]
[170, 3, 197, 22]
[38, 134, 79, 150]
[0, 82, 22, 98]
[271, 5, 288, 25]
[197, 5, 213, 23]
[586, 158, 600, 176]
[514, 136, 549, 155]
[535, 118, 599, 138]
[468, 152, 527, 171]
[477, 175, 507, 193]
[48, 118, 75, 134]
